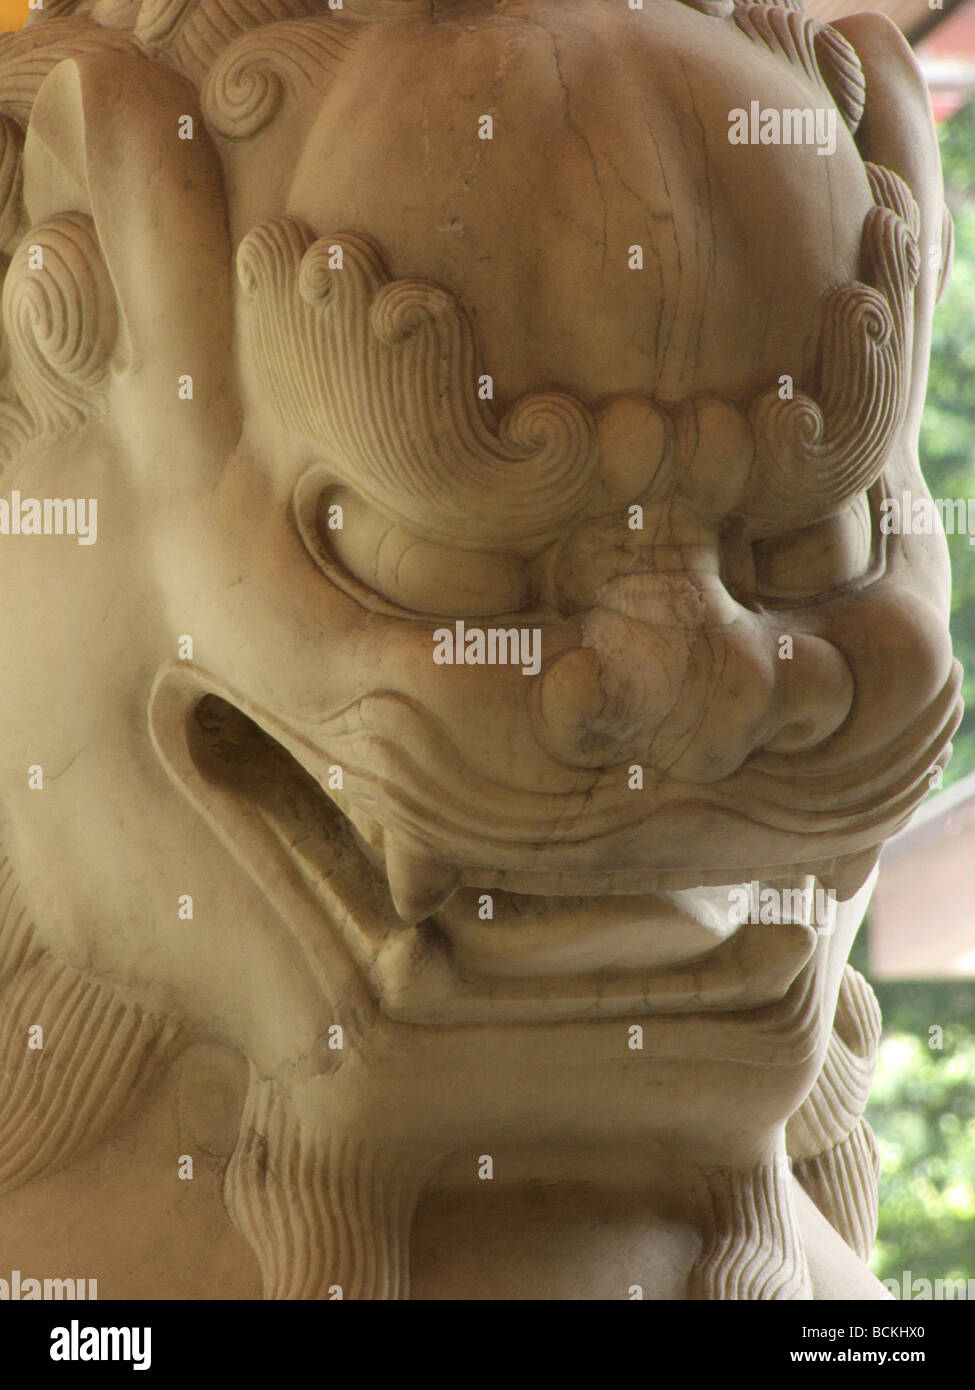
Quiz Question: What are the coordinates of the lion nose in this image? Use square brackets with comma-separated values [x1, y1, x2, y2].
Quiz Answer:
[533, 570, 854, 780]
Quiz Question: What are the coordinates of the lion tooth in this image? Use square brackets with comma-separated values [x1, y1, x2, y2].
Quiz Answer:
[384, 842, 459, 924]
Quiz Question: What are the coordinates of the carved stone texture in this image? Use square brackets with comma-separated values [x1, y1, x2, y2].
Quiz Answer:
[0, 0, 961, 1300]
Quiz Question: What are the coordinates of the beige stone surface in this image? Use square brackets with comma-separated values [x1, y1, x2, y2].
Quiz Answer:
[0, 0, 960, 1298]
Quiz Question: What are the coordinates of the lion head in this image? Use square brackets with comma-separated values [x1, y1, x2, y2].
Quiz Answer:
[0, 0, 960, 1298]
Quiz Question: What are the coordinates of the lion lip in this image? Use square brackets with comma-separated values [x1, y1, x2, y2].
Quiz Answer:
[310, 819, 821, 1017]
[367, 909, 818, 1025]
[148, 663, 827, 1028]
[431, 883, 740, 978]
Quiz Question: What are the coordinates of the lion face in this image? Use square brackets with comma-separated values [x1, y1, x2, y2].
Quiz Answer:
[0, 0, 959, 1170]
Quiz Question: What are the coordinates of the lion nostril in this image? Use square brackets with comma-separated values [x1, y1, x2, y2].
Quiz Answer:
[762, 636, 855, 754]
[534, 646, 610, 768]
[533, 601, 706, 770]
[533, 601, 856, 778]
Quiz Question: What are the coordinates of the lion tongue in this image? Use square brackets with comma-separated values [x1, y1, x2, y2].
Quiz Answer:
[384, 842, 459, 924]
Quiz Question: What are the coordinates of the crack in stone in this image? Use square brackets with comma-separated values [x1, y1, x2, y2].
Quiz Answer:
[548, 31, 609, 272]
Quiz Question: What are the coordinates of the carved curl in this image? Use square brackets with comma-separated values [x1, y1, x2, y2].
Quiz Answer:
[815, 23, 867, 133]
[0, 18, 146, 125]
[733, 5, 865, 136]
[143, 0, 327, 87]
[787, 966, 882, 1259]
[741, 169, 919, 529]
[1, 211, 118, 447]
[238, 217, 599, 552]
[202, 17, 356, 140]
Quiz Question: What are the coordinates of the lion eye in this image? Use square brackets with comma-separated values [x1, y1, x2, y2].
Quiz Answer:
[749, 491, 876, 606]
[316, 486, 529, 618]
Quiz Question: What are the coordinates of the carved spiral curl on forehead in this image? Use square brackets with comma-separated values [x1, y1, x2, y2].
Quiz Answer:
[236, 158, 924, 549]
[203, 35, 289, 141]
[732, 4, 866, 135]
[238, 215, 599, 552]
[747, 281, 898, 521]
[1, 211, 118, 444]
[202, 17, 356, 140]
[740, 171, 919, 530]
[296, 228, 377, 305]
[136, 0, 326, 87]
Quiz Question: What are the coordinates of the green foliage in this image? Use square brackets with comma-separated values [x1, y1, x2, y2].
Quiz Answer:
[851, 98, 975, 1289]
[868, 1030, 975, 1285]
[849, 922, 975, 1290]
[920, 96, 975, 783]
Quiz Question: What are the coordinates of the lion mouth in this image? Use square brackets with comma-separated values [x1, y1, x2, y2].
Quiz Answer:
[146, 666, 839, 1038]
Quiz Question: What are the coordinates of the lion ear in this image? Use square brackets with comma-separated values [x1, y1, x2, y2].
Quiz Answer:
[21, 50, 239, 454]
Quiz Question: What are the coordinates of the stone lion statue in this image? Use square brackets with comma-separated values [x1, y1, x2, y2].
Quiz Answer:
[0, 0, 960, 1298]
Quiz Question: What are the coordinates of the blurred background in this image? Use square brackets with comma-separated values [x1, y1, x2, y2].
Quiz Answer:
[809, 0, 975, 1293]
[0, 0, 972, 1294]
